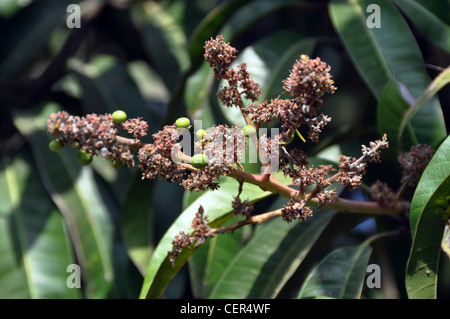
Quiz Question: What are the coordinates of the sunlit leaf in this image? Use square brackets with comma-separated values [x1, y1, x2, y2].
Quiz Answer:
[406, 135, 450, 299]
[0, 151, 80, 298]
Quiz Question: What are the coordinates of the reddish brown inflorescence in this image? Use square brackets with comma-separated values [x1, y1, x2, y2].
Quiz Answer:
[45, 35, 399, 268]
[397, 144, 435, 187]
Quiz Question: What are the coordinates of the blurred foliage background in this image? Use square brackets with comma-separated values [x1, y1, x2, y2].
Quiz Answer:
[0, 0, 449, 299]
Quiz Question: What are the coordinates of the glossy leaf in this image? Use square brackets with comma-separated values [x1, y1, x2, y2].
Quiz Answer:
[0, 0, 74, 83]
[121, 174, 155, 276]
[297, 242, 372, 299]
[188, 215, 247, 298]
[329, 0, 434, 100]
[68, 55, 161, 128]
[397, 66, 450, 149]
[406, 135, 450, 299]
[139, 177, 273, 299]
[330, 0, 445, 152]
[377, 65, 449, 152]
[219, 0, 309, 41]
[131, 1, 190, 92]
[188, 0, 249, 68]
[0, 151, 80, 298]
[12, 103, 117, 298]
[393, 0, 450, 53]
[209, 210, 337, 298]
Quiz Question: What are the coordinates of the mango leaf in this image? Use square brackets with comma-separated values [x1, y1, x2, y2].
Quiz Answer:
[131, 1, 190, 93]
[329, 0, 435, 100]
[68, 55, 161, 127]
[329, 0, 446, 152]
[12, 102, 118, 298]
[139, 177, 274, 299]
[377, 66, 449, 152]
[0, 151, 80, 298]
[121, 174, 155, 276]
[397, 66, 450, 150]
[187, 215, 247, 298]
[188, 0, 249, 68]
[209, 210, 337, 299]
[0, 0, 77, 83]
[406, 135, 450, 299]
[393, 0, 450, 54]
[297, 241, 373, 299]
[219, 0, 309, 41]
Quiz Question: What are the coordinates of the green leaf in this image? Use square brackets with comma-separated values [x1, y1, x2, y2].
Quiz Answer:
[131, 1, 190, 92]
[139, 177, 273, 299]
[69, 55, 161, 128]
[397, 66, 450, 149]
[219, 0, 309, 41]
[377, 75, 447, 152]
[406, 135, 450, 299]
[0, 0, 75, 83]
[209, 210, 337, 299]
[393, 0, 450, 53]
[0, 151, 80, 298]
[121, 174, 155, 276]
[297, 241, 373, 299]
[329, 0, 434, 100]
[188, 215, 247, 298]
[12, 102, 118, 298]
[188, 0, 249, 68]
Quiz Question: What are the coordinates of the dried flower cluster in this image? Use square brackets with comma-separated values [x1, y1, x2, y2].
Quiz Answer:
[205, 35, 261, 107]
[168, 206, 214, 265]
[246, 54, 336, 143]
[398, 144, 435, 187]
[45, 35, 405, 268]
[337, 134, 389, 190]
[370, 181, 397, 208]
[232, 196, 254, 218]
[282, 199, 313, 223]
[46, 111, 147, 167]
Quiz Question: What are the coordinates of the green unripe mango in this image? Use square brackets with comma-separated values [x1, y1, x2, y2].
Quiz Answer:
[191, 153, 208, 169]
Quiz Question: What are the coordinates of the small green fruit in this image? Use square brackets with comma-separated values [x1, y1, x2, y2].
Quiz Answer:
[191, 154, 208, 169]
[196, 129, 206, 140]
[175, 117, 191, 129]
[71, 141, 80, 149]
[243, 125, 257, 136]
[76, 150, 93, 166]
[49, 140, 63, 152]
[113, 160, 123, 169]
[112, 110, 127, 124]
